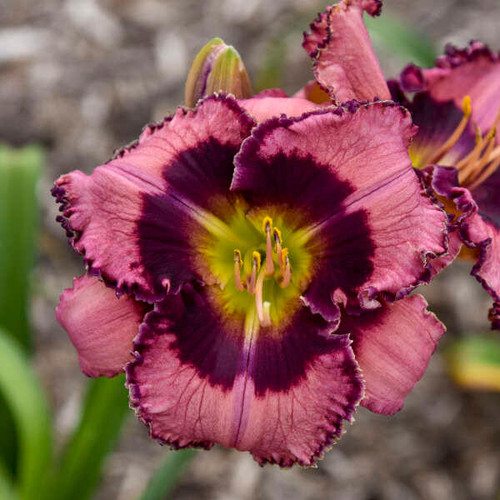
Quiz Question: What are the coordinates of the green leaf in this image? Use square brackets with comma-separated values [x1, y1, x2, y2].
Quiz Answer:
[365, 13, 437, 68]
[51, 375, 130, 500]
[0, 461, 18, 500]
[0, 329, 53, 500]
[0, 144, 43, 475]
[445, 335, 500, 391]
[0, 143, 43, 352]
[140, 450, 197, 500]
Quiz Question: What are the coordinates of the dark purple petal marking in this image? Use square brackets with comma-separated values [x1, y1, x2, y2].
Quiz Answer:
[232, 104, 447, 317]
[137, 137, 246, 293]
[233, 147, 356, 223]
[127, 283, 363, 466]
[52, 95, 255, 301]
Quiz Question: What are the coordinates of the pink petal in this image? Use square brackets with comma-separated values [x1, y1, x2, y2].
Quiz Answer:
[303, 0, 390, 102]
[127, 285, 363, 466]
[232, 103, 448, 318]
[52, 96, 255, 301]
[400, 43, 500, 141]
[421, 165, 500, 328]
[338, 295, 445, 414]
[238, 96, 321, 122]
[56, 275, 148, 377]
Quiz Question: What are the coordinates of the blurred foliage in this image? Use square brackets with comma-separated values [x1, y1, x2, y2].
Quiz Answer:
[50, 376, 130, 500]
[0, 144, 42, 479]
[0, 329, 52, 500]
[0, 144, 42, 351]
[365, 13, 437, 68]
[446, 334, 500, 391]
[141, 449, 198, 500]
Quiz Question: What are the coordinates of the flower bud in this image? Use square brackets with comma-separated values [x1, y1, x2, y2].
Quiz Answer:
[184, 38, 252, 107]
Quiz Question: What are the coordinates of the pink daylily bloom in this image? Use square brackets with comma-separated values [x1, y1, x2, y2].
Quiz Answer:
[396, 43, 500, 328]
[304, 1, 500, 328]
[53, 93, 447, 465]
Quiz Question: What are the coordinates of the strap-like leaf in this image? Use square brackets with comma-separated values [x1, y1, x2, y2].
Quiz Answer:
[51, 375, 130, 500]
[0, 329, 52, 500]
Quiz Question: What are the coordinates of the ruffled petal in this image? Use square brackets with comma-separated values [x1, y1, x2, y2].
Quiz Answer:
[52, 96, 255, 301]
[238, 96, 321, 122]
[400, 42, 500, 141]
[232, 103, 448, 318]
[338, 294, 445, 414]
[422, 165, 500, 327]
[56, 275, 148, 377]
[127, 284, 363, 467]
[303, 0, 390, 102]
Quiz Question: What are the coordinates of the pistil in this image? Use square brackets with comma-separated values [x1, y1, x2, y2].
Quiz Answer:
[231, 216, 295, 327]
[255, 267, 271, 327]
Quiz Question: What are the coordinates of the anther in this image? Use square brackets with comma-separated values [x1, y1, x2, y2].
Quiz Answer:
[233, 249, 245, 292]
[280, 248, 291, 288]
[247, 251, 261, 294]
[263, 217, 275, 276]
[273, 228, 283, 268]
[255, 267, 271, 327]
[428, 95, 472, 165]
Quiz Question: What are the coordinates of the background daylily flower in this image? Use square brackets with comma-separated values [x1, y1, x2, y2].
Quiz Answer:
[303, 1, 500, 328]
[53, 93, 447, 466]
[396, 42, 500, 329]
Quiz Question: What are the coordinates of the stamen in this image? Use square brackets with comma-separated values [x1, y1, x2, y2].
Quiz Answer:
[469, 149, 500, 190]
[247, 251, 261, 294]
[280, 248, 291, 288]
[233, 249, 245, 292]
[428, 95, 472, 165]
[263, 217, 275, 276]
[458, 126, 500, 187]
[255, 267, 271, 327]
[273, 228, 283, 270]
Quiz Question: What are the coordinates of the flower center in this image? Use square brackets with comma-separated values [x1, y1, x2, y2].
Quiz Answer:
[197, 205, 315, 328]
[427, 96, 500, 189]
[233, 217, 293, 327]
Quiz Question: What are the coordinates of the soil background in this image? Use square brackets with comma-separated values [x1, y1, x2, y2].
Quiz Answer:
[1, 0, 500, 499]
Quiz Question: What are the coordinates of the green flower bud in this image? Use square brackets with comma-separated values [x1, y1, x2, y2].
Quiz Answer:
[184, 38, 252, 108]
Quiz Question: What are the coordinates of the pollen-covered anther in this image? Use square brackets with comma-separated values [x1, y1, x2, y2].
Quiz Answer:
[247, 251, 261, 294]
[233, 249, 246, 292]
[429, 95, 472, 165]
[273, 228, 283, 268]
[280, 248, 292, 288]
[263, 217, 275, 276]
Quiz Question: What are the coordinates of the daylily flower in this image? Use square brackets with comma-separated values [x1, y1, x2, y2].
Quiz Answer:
[397, 43, 500, 329]
[53, 34, 448, 466]
[303, 0, 500, 328]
